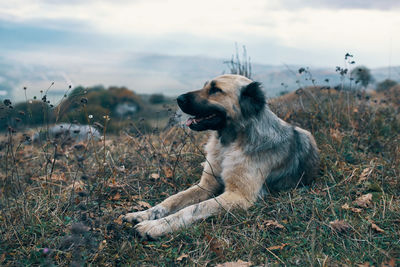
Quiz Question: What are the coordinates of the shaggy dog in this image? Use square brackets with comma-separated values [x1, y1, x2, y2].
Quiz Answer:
[123, 74, 319, 239]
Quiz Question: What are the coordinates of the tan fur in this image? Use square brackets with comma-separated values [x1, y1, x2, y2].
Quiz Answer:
[123, 74, 319, 239]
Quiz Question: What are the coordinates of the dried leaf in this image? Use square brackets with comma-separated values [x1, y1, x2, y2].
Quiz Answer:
[358, 168, 372, 184]
[51, 173, 67, 182]
[353, 193, 373, 208]
[368, 219, 385, 233]
[267, 243, 288, 250]
[137, 201, 152, 209]
[66, 181, 85, 192]
[381, 258, 396, 267]
[216, 260, 252, 267]
[329, 219, 352, 233]
[108, 181, 125, 188]
[31, 174, 67, 182]
[263, 220, 285, 229]
[176, 253, 189, 261]
[330, 128, 343, 143]
[205, 234, 225, 258]
[357, 263, 371, 267]
[111, 192, 121, 201]
[0, 253, 5, 262]
[114, 215, 124, 225]
[283, 111, 292, 121]
[163, 167, 173, 178]
[98, 240, 107, 250]
[341, 203, 362, 213]
[150, 173, 160, 179]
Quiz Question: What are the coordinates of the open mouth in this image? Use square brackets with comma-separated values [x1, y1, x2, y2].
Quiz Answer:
[184, 111, 226, 131]
[185, 114, 217, 127]
[177, 93, 227, 131]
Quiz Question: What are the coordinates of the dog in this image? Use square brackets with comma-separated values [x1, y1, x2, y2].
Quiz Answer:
[123, 74, 319, 239]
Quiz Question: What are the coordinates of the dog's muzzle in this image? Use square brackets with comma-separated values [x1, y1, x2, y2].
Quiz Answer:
[176, 92, 227, 131]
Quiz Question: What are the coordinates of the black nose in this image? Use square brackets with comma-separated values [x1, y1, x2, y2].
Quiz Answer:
[177, 94, 186, 107]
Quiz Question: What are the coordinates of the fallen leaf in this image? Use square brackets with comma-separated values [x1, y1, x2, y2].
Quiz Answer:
[381, 258, 396, 267]
[358, 168, 372, 184]
[176, 253, 189, 261]
[353, 193, 373, 208]
[31, 174, 67, 182]
[262, 220, 285, 229]
[283, 111, 292, 121]
[137, 201, 152, 209]
[98, 240, 107, 250]
[368, 219, 385, 233]
[51, 173, 67, 182]
[163, 167, 173, 178]
[114, 215, 124, 225]
[111, 192, 121, 201]
[330, 128, 343, 143]
[205, 234, 225, 258]
[129, 195, 140, 200]
[107, 181, 125, 188]
[267, 243, 288, 250]
[341, 203, 362, 213]
[150, 173, 160, 179]
[358, 263, 371, 267]
[216, 260, 252, 267]
[66, 181, 85, 192]
[329, 219, 352, 233]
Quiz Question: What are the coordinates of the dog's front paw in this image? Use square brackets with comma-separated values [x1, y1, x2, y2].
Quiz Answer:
[134, 220, 168, 240]
[123, 205, 168, 224]
[123, 210, 150, 224]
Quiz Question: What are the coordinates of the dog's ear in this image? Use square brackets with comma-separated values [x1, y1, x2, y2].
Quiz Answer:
[239, 81, 265, 118]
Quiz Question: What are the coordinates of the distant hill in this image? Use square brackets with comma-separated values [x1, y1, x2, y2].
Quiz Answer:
[1, 54, 399, 102]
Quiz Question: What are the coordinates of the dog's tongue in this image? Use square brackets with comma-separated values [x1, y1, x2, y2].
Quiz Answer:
[186, 118, 194, 126]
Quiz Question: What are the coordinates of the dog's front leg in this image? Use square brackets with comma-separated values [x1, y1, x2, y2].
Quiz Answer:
[133, 190, 254, 239]
[123, 165, 222, 224]
[134, 161, 269, 239]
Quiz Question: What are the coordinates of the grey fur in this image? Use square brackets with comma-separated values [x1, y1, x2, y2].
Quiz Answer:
[123, 74, 320, 239]
[237, 84, 319, 192]
[218, 123, 238, 146]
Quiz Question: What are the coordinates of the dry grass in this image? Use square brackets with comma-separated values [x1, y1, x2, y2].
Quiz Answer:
[0, 87, 399, 266]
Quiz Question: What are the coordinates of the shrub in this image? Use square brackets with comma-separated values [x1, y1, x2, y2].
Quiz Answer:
[0, 100, 54, 130]
[149, 93, 165, 104]
[350, 65, 374, 88]
[58, 85, 143, 123]
[376, 79, 397, 92]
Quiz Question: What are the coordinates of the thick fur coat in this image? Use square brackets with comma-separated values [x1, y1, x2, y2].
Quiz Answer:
[123, 74, 319, 239]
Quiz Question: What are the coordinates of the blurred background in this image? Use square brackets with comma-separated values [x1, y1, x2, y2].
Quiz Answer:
[1, 0, 399, 102]
[1, 3, 400, 266]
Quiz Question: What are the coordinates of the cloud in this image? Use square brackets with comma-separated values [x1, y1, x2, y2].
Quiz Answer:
[277, 0, 400, 10]
[0, 0, 399, 69]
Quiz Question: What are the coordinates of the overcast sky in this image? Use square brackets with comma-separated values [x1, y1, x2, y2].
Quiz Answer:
[1, 0, 399, 67]
[0, 0, 399, 100]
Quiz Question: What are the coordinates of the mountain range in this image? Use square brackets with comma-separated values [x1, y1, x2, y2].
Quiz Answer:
[0, 54, 399, 103]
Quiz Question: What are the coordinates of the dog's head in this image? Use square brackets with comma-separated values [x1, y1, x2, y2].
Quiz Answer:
[177, 74, 265, 131]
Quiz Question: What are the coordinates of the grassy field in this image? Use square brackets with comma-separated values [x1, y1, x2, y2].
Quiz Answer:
[0, 86, 399, 266]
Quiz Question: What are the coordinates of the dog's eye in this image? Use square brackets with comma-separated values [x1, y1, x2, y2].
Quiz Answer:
[209, 87, 222, 95]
